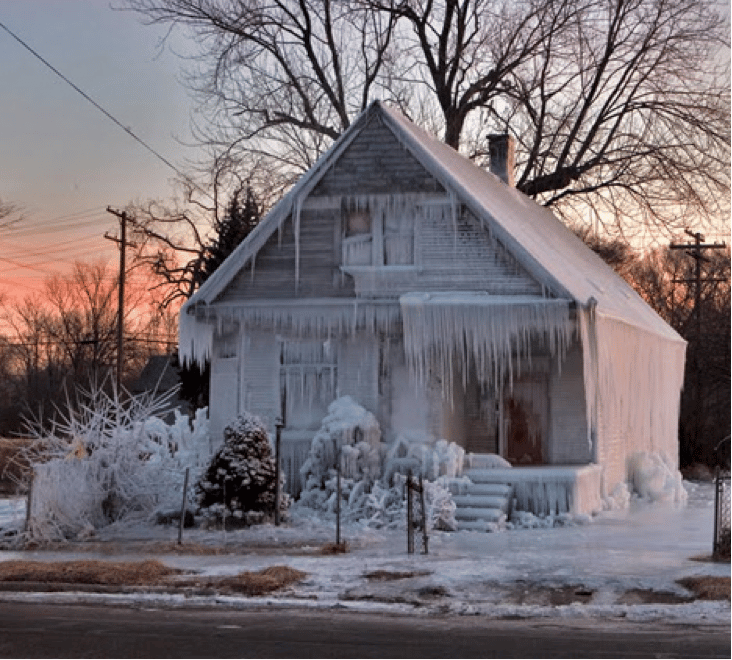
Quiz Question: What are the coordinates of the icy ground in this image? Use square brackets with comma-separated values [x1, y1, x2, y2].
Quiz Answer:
[0, 480, 729, 626]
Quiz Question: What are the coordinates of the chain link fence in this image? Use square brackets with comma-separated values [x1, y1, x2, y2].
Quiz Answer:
[713, 467, 730, 560]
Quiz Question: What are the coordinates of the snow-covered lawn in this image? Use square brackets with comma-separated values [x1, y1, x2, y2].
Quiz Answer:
[0, 480, 728, 625]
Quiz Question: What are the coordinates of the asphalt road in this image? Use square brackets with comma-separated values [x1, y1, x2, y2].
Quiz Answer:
[0, 602, 728, 658]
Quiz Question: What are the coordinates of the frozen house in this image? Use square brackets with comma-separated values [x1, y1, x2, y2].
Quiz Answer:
[179, 101, 686, 516]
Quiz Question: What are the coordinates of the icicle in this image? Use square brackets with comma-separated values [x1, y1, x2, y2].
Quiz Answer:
[294, 195, 303, 292]
[400, 293, 574, 400]
[178, 305, 214, 368]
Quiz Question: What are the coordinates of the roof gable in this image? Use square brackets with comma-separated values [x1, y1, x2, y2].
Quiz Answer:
[185, 101, 681, 342]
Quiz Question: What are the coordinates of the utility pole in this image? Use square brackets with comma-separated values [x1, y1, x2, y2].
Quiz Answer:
[105, 207, 132, 393]
[670, 229, 726, 461]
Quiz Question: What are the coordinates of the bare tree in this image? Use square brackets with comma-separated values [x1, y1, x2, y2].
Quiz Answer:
[126, 0, 398, 192]
[496, 0, 730, 236]
[0, 261, 175, 432]
[125, 0, 729, 238]
[127, 168, 262, 308]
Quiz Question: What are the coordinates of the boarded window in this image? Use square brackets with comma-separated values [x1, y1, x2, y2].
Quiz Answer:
[342, 203, 415, 267]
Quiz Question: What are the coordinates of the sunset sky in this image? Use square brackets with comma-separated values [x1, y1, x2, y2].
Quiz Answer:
[2, 1, 727, 306]
[0, 0, 197, 299]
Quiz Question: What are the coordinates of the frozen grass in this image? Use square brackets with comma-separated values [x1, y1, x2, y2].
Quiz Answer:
[364, 570, 432, 581]
[0, 559, 307, 596]
[0, 559, 182, 585]
[208, 566, 308, 596]
[677, 576, 730, 601]
[319, 542, 349, 555]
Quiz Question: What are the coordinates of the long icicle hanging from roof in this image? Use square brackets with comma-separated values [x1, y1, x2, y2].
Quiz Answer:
[400, 293, 575, 398]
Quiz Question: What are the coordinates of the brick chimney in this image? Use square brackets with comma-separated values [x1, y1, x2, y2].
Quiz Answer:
[488, 134, 515, 187]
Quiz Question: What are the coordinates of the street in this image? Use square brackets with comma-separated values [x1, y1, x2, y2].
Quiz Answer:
[0, 602, 728, 658]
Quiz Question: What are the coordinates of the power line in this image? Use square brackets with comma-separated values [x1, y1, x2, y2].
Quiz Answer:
[0, 19, 213, 204]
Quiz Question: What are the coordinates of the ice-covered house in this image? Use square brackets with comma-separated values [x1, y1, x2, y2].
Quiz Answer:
[179, 101, 686, 517]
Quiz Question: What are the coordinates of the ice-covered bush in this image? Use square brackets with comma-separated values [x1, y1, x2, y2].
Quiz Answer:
[383, 430, 465, 484]
[295, 398, 460, 531]
[196, 412, 288, 525]
[21, 385, 209, 543]
[627, 451, 687, 505]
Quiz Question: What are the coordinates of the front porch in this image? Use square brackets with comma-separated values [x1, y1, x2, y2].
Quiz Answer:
[450, 456, 604, 527]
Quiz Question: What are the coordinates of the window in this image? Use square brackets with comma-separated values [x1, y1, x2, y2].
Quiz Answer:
[342, 204, 415, 267]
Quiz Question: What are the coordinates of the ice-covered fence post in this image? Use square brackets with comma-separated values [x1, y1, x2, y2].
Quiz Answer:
[419, 473, 428, 555]
[275, 419, 284, 527]
[336, 444, 342, 547]
[713, 465, 730, 560]
[407, 470, 414, 554]
[222, 478, 227, 547]
[178, 467, 190, 546]
[24, 468, 34, 535]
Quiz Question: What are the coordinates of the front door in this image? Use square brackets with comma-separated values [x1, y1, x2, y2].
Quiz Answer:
[504, 376, 548, 465]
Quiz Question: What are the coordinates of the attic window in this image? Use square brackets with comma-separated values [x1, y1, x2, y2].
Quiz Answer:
[343, 209, 373, 266]
[342, 203, 415, 267]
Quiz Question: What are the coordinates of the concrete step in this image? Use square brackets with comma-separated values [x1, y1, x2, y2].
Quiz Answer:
[453, 494, 509, 510]
[464, 468, 519, 484]
[457, 517, 507, 532]
[455, 506, 506, 522]
[447, 480, 512, 497]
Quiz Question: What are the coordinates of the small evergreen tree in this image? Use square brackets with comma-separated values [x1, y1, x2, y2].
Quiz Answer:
[198, 184, 261, 285]
[196, 412, 288, 524]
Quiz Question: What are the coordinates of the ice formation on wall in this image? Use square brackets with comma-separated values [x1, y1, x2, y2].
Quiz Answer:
[280, 339, 337, 428]
[400, 292, 574, 396]
[627, 451, 687, 505]
[579, 305, 686, 477]
[180, 301, 403, 367]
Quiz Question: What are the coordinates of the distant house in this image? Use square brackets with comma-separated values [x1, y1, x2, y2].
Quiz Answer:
[178, 101, 686, 514]
[131, 354, 186, 417]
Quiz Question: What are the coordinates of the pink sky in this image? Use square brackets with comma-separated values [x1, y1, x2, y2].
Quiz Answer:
[0, 0, 196, 300]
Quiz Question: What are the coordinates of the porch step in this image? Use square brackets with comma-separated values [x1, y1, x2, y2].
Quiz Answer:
[454, 506, 506, 522]
[463, 468, 517, 484]
[457, 519, 508, 532]
[451, 470, 514, 532]
[455, 482, 513, 498]
[453, 494, 508, 510]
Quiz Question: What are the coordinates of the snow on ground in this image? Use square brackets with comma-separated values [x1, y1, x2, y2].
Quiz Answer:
[0, 480, 729, 625]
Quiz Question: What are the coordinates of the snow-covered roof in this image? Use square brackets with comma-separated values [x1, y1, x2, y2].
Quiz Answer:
[183, 101, 682, 344]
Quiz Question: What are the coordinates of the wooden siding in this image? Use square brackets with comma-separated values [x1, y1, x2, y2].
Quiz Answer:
[548, 342, 591, 464]
[414, 205, 543, 294]
[312, 115, 445, 196]
[219, 207, 354, 301]
[337, 334, 379, 415]
[209, 327, 241, 444]
[239, 331, 280, 431]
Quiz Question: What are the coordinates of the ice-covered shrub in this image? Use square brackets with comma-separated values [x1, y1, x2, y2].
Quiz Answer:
[627, 451, 687, 505]
[21, 385, 210, 543]
[196, 412, 288, 524]
[296, 398, 460, 531]
[383, 430, 465, 484]
[299, 396, 382, 487]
